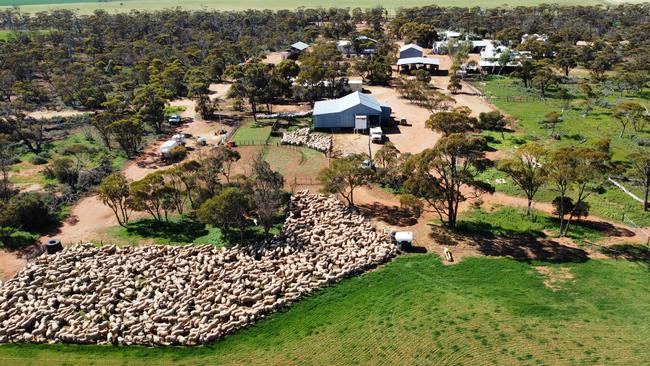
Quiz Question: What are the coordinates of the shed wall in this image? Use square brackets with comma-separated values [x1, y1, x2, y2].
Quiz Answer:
[313, 104, 382, 129]
[399, 48, 423, 59]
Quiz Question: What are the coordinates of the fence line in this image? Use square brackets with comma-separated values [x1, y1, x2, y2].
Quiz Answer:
[608, 177, 644, 203]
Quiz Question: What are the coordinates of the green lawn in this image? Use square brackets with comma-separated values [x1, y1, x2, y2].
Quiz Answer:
[231, 119, 272, 146]
[474, 76, 650, 226]
[458, 206, 606, 245]
[2, 0, 642, 15]
[11, 131, 127, 188]
[1, 254, 649, 365]
[476, 76, 649, 162]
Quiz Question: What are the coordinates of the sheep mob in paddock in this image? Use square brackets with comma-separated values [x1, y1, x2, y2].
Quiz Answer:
[281, 128, 332, 152]
[0, 191, 397, 346]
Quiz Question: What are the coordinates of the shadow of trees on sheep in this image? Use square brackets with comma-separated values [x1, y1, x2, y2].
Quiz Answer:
[601, 244, 650, 269]
[443, 220, 590, 264]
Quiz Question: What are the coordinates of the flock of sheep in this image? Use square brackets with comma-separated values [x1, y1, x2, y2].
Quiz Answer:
[281, 128, 332, 152]
[0, 192, 397, 345]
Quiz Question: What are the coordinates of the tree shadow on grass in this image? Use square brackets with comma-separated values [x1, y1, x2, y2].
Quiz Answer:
[601, 244, 650, 270]
[357, 203, 418, 226]
[125, 217, 208, 244]
[443, 221, 589, 263]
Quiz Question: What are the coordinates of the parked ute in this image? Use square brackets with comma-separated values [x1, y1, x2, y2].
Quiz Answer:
[361, 159, 375, 170]
[168, 114, 181, 125]
[370, 127, 383, 143]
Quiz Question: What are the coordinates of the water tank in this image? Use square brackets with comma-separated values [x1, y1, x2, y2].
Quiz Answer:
[45, 239, 63, 254]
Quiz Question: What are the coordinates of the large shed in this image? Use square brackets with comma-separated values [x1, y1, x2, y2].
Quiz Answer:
[313, 92, 391, 129]
[399, 43, 424, 59]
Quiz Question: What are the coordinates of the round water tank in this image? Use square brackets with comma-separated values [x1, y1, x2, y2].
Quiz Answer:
[45, 239, 63, 254]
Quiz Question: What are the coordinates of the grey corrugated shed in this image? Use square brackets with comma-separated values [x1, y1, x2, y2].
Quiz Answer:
[399, 44, 424, 59]
[291, 42, 309, 51]
[313, 92, 381, 115]
[313, 92, 390, 129]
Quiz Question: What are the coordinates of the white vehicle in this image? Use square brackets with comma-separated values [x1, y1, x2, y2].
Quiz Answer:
[168, 114, 181, 125]
[399, 117, 408, 126]
[391, 231, 413, 248]
[196, 136, 207, 146]
[171, 134, 186, 145]
[160, 139, 180, 156]
[360, 159, 375, 170]
[370, 126, 383, 143]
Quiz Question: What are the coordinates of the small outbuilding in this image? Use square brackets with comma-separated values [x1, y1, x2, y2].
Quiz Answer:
[286, 41, 310, 59]
[399, 43, 424, 59]
[313, 92, 391, 129]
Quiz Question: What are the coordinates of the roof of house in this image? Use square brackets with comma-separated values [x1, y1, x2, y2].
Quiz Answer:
[313, 92, 386, 115]
[396, 57, 440, 66]
[291, 41, 309, 51]
[356, 36, 378, 43]
[472, 40, 493, 47]
[399, 43, 424, 52]
[443, 31, 461, 38]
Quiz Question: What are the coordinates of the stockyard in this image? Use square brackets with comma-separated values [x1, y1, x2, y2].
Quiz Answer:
[1, 2, 650, 365]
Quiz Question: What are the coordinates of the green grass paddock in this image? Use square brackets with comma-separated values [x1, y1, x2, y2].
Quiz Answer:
[0, 254, 649, 365]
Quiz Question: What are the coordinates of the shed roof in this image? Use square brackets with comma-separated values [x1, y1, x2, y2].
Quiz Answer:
[397, 57, 440, 66]
[291, 41, 309, 51]
[356, 36, 378, 43]
[313, 92, 384, 115]
[399, 43, 424, 52]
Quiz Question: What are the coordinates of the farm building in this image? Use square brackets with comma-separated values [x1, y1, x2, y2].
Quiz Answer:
[399, 43, 424, 59]
[337, 36, 378, 57]
[479, 44, 523, 73]
[396, 57, 440, 73]
[285, 41, 310, 59]
[313, 92, 391, 129]
[432, 39, 493, 54]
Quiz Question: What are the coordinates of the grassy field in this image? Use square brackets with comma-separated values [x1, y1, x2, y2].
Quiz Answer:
[231, 119, 272, 146]
[10, 130, 128, 189]
[458, 206, 607, 245]
[1, 254, 649, 365]
[0, 0, 642, 15]
[474, 76, 650, 227]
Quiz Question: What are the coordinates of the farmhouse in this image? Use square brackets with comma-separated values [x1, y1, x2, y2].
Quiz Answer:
[432, 39, 493, 54]
[479, 44, 522, 73]
[399, 43, 424, 59]
[313, 91, 391, 129]
[337, 36, 379, 57]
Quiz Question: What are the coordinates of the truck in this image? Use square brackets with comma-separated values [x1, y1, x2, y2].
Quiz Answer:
[370, 126, 383, 143]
